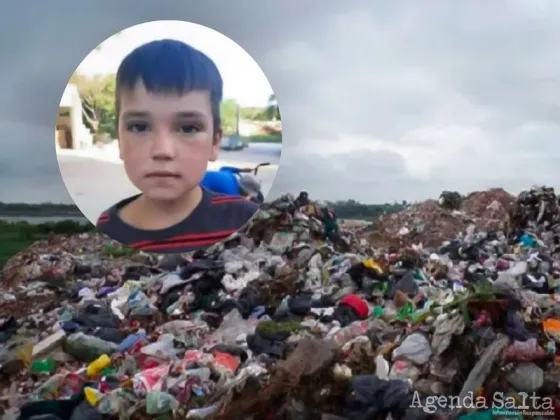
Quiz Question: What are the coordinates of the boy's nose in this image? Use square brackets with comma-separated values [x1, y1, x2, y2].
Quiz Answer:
[150, 132, 176, 160]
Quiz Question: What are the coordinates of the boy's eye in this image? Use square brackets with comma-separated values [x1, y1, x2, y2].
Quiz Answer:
[127, 122, 149, 133]
[178, 124, 200, 134]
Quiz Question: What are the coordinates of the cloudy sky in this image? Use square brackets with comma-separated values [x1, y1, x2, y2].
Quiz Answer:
[1, 0, 560, 204]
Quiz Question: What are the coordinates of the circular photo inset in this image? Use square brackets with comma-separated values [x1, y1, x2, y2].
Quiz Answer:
[56, 21, 282, 253]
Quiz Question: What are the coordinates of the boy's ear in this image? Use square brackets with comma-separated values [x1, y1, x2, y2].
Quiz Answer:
[209, 128, 222, 162]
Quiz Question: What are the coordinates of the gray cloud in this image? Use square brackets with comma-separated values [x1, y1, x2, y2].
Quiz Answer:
[266, 0, 560, 202]
[1, 0, 560, 204]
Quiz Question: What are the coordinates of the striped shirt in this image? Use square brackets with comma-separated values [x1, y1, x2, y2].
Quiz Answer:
[96, 187, 259, 253]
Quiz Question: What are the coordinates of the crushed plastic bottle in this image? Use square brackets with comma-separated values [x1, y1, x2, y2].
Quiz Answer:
[65, 332, 119, 362]
[118, 329, 146, 352]
[30, 359, 55, 375]
[86, 354, 111, 377]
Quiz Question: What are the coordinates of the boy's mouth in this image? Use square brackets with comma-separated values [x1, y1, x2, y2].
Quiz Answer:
[146, 171, 181, 178]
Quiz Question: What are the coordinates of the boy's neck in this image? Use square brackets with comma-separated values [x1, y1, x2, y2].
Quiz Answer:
[122, 186, 203, 230]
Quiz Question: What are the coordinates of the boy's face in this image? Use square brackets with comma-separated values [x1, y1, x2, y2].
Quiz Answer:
[118, 82, 221, 202]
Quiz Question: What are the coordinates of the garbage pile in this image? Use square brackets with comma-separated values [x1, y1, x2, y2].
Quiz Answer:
[0, 186, 560, 419]
[510, 186, 560, 233]
[370, 188, 516, 248]
[462, 188, 515, 223]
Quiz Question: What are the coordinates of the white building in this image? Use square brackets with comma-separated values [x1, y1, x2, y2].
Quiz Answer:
[55, 84, 93, 150]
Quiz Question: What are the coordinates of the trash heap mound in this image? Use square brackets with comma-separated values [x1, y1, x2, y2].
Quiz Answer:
[369, 199, 467, 248]
[370, 188, 516, 248]
[0, 188, 560, 420]
[510, 186, 560, 233]
[462, 188, 516, 227]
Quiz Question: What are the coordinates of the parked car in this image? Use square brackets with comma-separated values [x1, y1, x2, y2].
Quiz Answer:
[221, 135, 244, 151]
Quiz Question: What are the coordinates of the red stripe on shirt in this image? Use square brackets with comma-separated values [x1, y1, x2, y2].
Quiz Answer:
[211, 194, 239, 200]
[97, 212, 110, 225]
[211, 196, 247, 205]
[135, 236, 230, 251]
[129, 228, 238, 249]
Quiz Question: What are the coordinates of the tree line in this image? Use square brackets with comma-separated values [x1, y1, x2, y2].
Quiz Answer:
[328, 199, 409, 221]
[0, 202, 82, 216]
[2, 219, 97, 238]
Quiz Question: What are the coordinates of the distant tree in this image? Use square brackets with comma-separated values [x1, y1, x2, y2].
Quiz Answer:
[220, 99, 239, 136]
[327, 199, 406, 221]
[265, 94, 281, 120]
[67, 32, 122, 141]
[68, 73, 117, 141]
[239, 107, 264, 120]
[439, 191, 463, 210]
[0, 202, 82, 216]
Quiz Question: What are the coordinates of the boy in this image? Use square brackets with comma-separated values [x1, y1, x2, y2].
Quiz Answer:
[96, 39, 259, 253]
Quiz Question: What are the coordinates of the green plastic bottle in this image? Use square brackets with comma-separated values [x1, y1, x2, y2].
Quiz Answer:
[396, 302, 413, 321]
[30, 359, 55, 374]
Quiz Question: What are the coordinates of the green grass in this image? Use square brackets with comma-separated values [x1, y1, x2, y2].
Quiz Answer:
[0, 220, 141, 270]
[0, 220, 98, 270]
[0, 230, 47, 269]
[103, 243, 138, 258]
[241, 133, 282, 144]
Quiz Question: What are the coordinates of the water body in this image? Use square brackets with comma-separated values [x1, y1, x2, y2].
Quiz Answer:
[0, 216, 90, 224]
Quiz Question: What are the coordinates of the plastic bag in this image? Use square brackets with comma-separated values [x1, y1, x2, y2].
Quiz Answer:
[146, 390, 178, 415]
[132, 364, 170, 396]
[203, 309, 256, 346]
[0, 337, 34, 374]
[392, 333, 432, 365]
[543, 318, 560, 343]
[127, 290, 157, 317]
[506, 362, 544, 392]
[140, 334, 178, 359]
[268, 232, 296, 254]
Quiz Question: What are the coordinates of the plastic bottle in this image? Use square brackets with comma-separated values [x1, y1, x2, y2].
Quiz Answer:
[396, 303, 413, 321]
[65, 332, 118, 362]
[34, 373, 66, 399]
[118, 329, 147, 353]
[86, 354, 111, 377]
[30, 359, 55, 374]
[84, 386, 103, 405]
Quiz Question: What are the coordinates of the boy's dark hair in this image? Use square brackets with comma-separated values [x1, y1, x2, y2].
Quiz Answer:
[115, 39, 223, 134]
